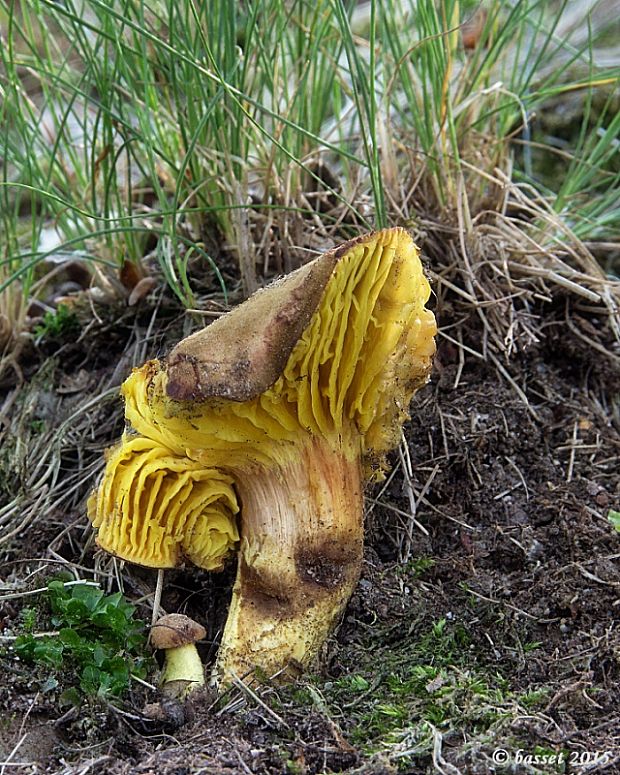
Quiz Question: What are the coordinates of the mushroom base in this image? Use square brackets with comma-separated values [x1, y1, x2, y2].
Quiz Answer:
[213, 438, 364, 686]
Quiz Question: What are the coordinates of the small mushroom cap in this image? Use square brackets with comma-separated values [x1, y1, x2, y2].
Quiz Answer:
[151, 613, 206, 649]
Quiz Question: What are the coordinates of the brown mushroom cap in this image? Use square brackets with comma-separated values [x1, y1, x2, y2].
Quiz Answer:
[166, 251, 339, 402]
[150, 613, 206, 649]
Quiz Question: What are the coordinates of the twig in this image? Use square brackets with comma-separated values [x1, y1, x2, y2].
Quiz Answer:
[0, 734, 28, 775]
[488, 352, 540, 421]
[151, 569, 165, 626]
[0, 579, 100, 602]
[574, 563, 620, 587]
[0, 631, 60, 641]
[229, 674, 290, 729]
[131, 673, 157, 691]
[566, 420, 579, 482]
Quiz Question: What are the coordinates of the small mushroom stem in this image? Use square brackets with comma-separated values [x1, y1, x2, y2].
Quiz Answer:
[213, 439, 364, 686]
[161, 644, 205, 692]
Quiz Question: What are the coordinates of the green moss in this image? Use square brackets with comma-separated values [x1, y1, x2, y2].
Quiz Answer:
[33, 304, 80, 342]
[284, 610, 557, 771]
[519, 688, 551, 709]
[397, 556, 436, 578]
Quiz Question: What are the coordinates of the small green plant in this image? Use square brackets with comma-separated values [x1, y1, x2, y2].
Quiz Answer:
[33, 304, 80, 342]
[608, 510, 620, 532]
[399, 556, 436, 578]
[14, 579, 149, 702]
[519, 688, 550, 709]
[19, 606, 38, 633]
[340, 674, 370, 693]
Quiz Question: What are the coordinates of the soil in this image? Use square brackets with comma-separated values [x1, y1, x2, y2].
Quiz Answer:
[0, 276, 619, 774]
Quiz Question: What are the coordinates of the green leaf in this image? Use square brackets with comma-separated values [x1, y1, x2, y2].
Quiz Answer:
[71, 585, 104, 612]
[14, 634, 37, 660]
[96, 672, 114, 697]
[92, 644, 107, 667]
[33, 638, 64, 667]
[608, 510, 620, 533]
[59, 628, 83, 648]
[126, 631, 146, 651]
[47, 579, 70, 595]
[101, 592, 123, 609]
[58, 599, 89, 626]
[80, 665, 104, 695]
[92, 606, 132, 639]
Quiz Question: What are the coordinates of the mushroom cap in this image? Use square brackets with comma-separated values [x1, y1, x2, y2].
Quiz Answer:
[123, 228, 436, 472]
[88, 228, 436, 568]
[165, 252, 338, 402]
[151, 613, 206, 649]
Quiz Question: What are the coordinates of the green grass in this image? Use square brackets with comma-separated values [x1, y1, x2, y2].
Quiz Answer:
[1, 0, 619, 351]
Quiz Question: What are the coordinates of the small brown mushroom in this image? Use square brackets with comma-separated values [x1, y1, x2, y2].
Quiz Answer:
[150, 613, 206, 697]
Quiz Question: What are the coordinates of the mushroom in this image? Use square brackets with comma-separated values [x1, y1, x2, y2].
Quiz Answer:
[150, 613, 206, 697]
[88, 227, 436, 688]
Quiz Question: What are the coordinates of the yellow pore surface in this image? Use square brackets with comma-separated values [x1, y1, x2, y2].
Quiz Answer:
[88, 435, 239, 569]
[124, 228, 436, 472]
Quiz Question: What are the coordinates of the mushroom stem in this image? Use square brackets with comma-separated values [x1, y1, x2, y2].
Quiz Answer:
[213, 438, 363, 685]
[161, 643, 205, 693]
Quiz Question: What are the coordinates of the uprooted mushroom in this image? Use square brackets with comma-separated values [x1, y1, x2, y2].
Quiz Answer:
[88, 228, 437, 689]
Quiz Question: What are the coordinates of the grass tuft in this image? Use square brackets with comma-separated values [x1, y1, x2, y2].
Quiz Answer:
[1, 0, 618, 360]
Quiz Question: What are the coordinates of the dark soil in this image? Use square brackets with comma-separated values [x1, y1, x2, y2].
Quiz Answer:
[1, 284, 619, 774]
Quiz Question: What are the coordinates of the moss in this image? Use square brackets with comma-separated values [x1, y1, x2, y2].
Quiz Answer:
[519, 688, 551, 709]
[272, 604, 562, 772]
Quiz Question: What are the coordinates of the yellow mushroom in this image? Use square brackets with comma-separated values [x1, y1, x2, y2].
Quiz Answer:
[88, 228, 436, 689]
